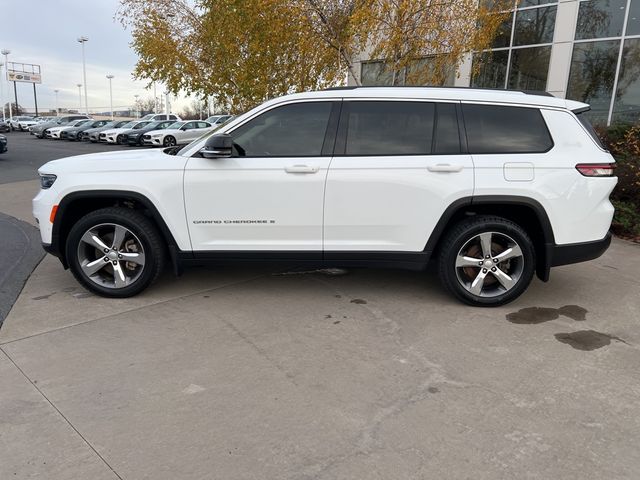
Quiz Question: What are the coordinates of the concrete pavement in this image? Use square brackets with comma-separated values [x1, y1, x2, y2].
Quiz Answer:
[1, 141, 640, 479]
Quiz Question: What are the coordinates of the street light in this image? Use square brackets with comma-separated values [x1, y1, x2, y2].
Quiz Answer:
[76, 83, 82, 112]
[1, 49, 11, 119]
[164, 91, 170, 120]
[54, 89, 59, 115]
[106, 75, 114, 120]
[77, 36, 89, 115]
[0, 61, 4, 122]
[134, 94, 139, 118]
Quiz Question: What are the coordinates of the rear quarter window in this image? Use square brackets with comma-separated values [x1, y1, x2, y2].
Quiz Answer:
[462, 104, 553, 154]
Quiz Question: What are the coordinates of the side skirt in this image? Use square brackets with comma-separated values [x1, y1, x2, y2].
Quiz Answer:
[177, 250, 433, 272]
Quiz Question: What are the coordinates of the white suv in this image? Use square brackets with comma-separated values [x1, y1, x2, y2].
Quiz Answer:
[33, 87, 616, 306]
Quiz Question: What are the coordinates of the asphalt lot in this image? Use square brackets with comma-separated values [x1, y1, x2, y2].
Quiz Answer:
[0, 130, 128, 184]
[1, 136, 640, 479]
[0, 132, 129, 324]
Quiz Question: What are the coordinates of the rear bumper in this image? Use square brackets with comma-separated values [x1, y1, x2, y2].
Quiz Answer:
[537, 233, 612, 282]
[550, 233, 612, 267]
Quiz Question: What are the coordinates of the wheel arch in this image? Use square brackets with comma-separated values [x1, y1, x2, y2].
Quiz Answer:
[425, 196, 556, 282]
[51, 190, 179, 270]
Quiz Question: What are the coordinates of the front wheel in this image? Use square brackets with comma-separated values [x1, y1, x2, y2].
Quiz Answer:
[438, 216, 535, 307]
[163, 135, 176, 147]
[66, 207, 166, 297]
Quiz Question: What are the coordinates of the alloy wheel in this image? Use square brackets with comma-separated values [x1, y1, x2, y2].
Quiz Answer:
[454, 231, 524, 298]
[76, 223, 146, 289]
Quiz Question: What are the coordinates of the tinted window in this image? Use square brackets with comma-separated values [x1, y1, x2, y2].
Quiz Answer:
[434, 103, 460, 154]
[344, 101, 434, 155]
[576, 111, 606, 149]
[462, 104, 553, 153]
[231, 102, 332, 157]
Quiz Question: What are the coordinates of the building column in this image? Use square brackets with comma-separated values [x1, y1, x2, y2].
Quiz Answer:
[546, 0, 580, 98]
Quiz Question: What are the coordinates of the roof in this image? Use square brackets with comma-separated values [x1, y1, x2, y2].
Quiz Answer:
[267, 86, 588, 112]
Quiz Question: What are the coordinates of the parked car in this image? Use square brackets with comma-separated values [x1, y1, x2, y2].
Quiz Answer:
[8, 116, 35, 131]
[84, 120, 130, 143]
[125, 120, 174, 146]
[64, 120, 110, 141]
[0, 121, 9, 133]
[205, 114, 234, 126]
[46, 119, 93, 139]
[32, 115, 90, 138]
[33, 87, 616, 304]
[18, 117, 38, 131]
[0, 134, 6, 153]
[99, 121, 152, 144]
[139, 113, 182, 122]
[142, 120, 213, 147]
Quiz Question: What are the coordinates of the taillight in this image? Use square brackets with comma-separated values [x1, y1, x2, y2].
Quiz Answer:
[575, 163, 616, 177]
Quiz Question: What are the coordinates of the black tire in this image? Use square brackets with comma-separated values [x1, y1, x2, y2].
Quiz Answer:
[438, 215, 535, 307]
[65, 207, 166, 298]
[116, 134, 125, 144]
[163, 135, 176, 147]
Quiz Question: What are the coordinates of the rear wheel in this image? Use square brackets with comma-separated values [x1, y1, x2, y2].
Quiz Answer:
[66, 207, 166, 297]
[163, 135, 176, 147]
[438, 216, 535, 307]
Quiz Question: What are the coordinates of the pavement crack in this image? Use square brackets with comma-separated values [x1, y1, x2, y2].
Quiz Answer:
[0, 347, 125, 480]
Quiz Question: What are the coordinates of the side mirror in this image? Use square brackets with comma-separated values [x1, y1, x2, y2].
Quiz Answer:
[200, 134, 233, 159]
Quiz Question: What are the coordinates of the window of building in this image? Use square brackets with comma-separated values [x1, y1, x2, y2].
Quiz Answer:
[462, 104, 553, 154]
[360, 57, 454, 87]
[344, 101, 435, 155]
[567, 40, 620, 125]
[472, 1, 556, 91]
[472, 51, 509, 88]
[612, 38, 640, 123]
[576, 0, 627, 40]
[361, 61, 395, 86]
[508, 46, 552, 90]
[231, 102, 332, 157]
[627, 0, 640, 35]
[513, 6, 557, 46]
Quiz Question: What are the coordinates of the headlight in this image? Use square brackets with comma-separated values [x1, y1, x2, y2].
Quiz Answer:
[40, 174, 57, 189]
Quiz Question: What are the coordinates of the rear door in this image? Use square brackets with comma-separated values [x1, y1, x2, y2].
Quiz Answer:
[323, 100, 474, 252]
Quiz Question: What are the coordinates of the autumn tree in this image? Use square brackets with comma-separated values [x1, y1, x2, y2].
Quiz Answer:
[118, 0, 510, 112]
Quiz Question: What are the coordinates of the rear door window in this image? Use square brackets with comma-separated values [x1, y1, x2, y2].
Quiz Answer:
[462, 104, 553, 154]
[343, 101, 434, 155]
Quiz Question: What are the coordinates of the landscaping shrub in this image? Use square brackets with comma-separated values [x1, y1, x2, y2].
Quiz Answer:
[596, 124, 640, 241]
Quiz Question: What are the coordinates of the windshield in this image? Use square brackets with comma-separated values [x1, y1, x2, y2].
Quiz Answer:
[118, 122, 135, 129]
[167, 121, 186, 129]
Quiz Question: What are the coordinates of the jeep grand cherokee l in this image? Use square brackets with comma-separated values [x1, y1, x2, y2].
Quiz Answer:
[33, 87, 616, 306]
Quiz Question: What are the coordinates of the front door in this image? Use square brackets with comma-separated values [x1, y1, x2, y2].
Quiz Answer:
[184, 100, 338, 253]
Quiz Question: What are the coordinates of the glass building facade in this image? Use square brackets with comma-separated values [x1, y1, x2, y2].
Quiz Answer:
[355, 0, 640, 125]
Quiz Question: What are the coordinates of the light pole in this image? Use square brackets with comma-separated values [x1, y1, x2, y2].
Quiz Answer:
[54, 89, 59, 115]
[134, 94, 139, 118]
[153, 82, 157, 113]
[77, 36, 89, 115]
[1, 49, 12, 119]
[106, 75, 114, 120]
[76, 83, 82, 112]
[0, 61, 4, 122]
[164, 91, 170, 120]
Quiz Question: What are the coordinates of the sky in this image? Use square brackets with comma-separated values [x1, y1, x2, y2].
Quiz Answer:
[0, 0, 189, 114]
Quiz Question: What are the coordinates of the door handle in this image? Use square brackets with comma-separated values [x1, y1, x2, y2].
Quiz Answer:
[284, 165, 319, 174]
[427, 164, 464, 173]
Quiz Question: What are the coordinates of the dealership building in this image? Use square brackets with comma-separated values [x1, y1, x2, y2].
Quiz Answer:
[350, 0, 640, 126]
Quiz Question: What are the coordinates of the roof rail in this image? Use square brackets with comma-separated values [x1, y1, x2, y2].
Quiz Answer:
[322, 85, 555, 97]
